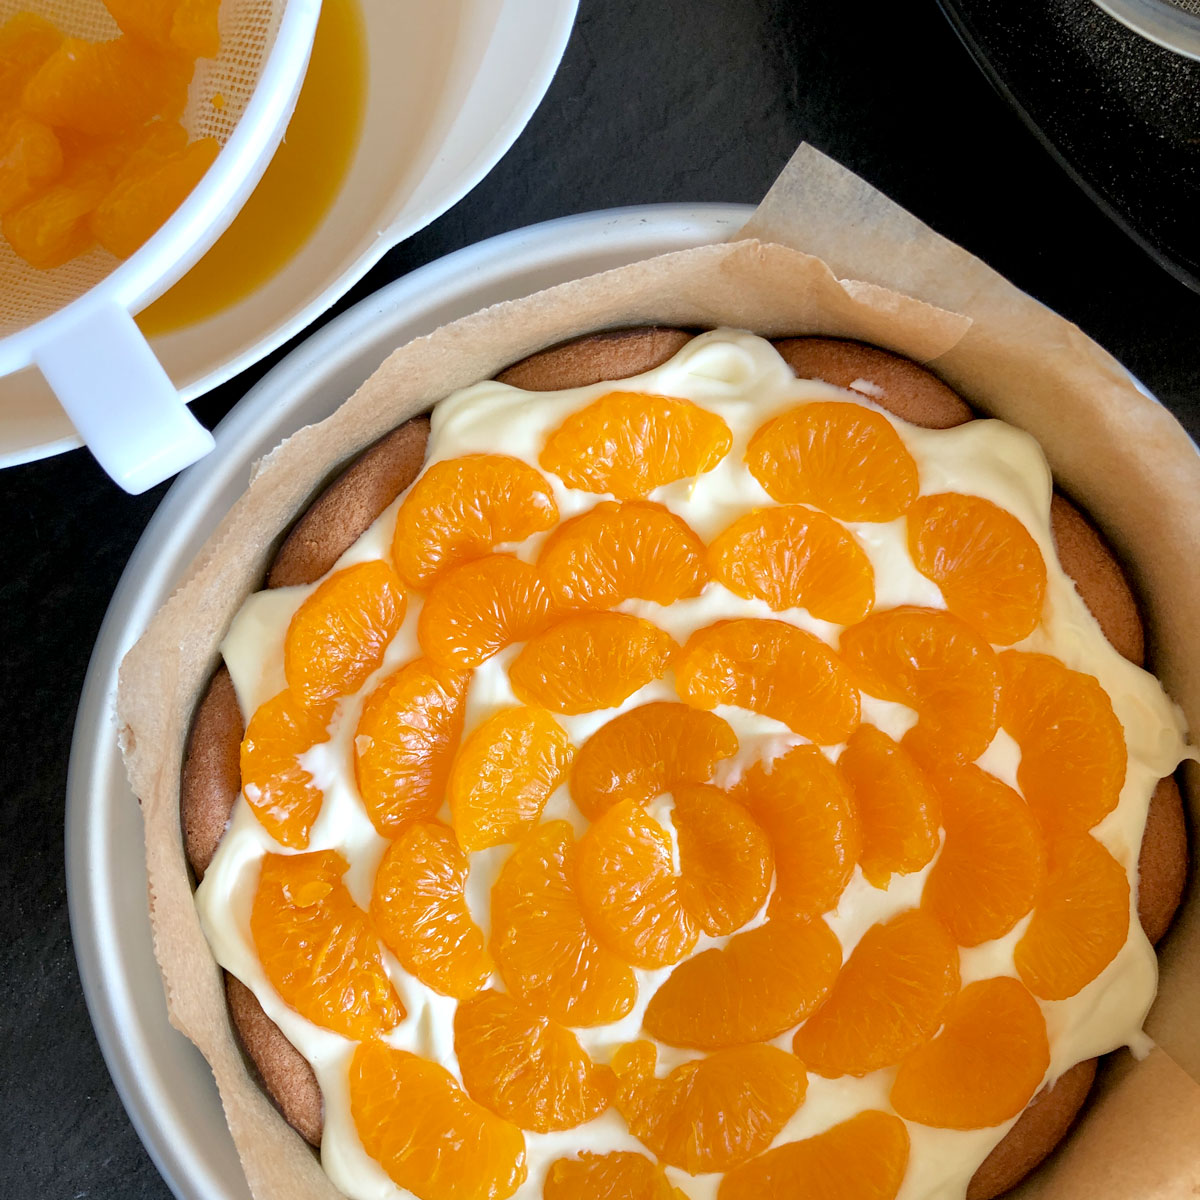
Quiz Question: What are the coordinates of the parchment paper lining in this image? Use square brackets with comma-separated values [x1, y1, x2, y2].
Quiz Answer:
[118, 143, 1200, 1200]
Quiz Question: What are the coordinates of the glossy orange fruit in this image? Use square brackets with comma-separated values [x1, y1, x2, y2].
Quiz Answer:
[922, 765, 1045, 947]
[837, 725, 940, 887]
[792, 909, 960, 1078]
[251, 851, 404, 1040]
[0, 114, 62, 215]
[570, 701, 738, 820]
[91, 134, 218, 258]
[170, 0, 221, 57]
[2, 155, 107, 267]
[101, 0, 173, 45]
[0, 15, 62, 109]
[613, 1041, 806, 1174]
[1015, 833, 1130, 1000]
[284, 560, 406, 708]
[448, 706, 573, 851]
[737, 745, 860, 920]
[643, 917, 842, 1049]
[22, 35, 192, 137]
[350, 1040, 526, 1200]
[908, 492, 1047, 645]
[675, 619, 860, 744]
[508, 613, 677, 714]
[538, 500, 708, 609]
[673, 784, 774, 935]
[718, 1110, 910, 1200]
[239, 689, 332, 849]
[391, 454, 558, 588]
[999, 651, 1127, 835]
[543, 1151, 684, 1200]
[708, 505, 875, 624]
[417, 553, 554, 669]
[371, 822, 492, 1000]
[839, 606, 999, 764]
[891, 977, 1049, 1130]
[490, 821, 636, 1027]
[454, 989, 614, 1132]
[354, 657, 470, 837]
[745, 401, 919, 522]
[576, 790, 771, 968]
[540, 390, 732, 499]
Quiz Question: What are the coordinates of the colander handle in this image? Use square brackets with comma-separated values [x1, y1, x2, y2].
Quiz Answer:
[35, 302, 215, 495]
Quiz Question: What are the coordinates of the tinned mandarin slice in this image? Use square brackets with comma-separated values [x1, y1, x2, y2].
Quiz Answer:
[350, 1041, 526, 1200]
[391, 454, 558, 589]
[251, 850, 404, 1040]
[284, 560, 405, 708]
[540, 390, 732, 499]
[454, 989, 614, 1132]
[371, 822, 492, 1000]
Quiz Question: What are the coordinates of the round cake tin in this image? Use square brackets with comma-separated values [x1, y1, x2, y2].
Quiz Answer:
[65, 203, 754, 1200]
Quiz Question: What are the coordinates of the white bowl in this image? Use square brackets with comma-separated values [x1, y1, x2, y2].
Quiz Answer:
[2, 0, 578, 469]
[66, 203, 752, 1200]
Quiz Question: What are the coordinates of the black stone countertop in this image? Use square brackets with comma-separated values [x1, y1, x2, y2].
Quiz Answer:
[1, 1, 1197, 1195]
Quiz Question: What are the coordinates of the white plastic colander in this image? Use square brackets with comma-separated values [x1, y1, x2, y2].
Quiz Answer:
[0, 0, 320, 492]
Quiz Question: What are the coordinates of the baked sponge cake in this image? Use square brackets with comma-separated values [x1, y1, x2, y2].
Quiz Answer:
[182, 329, 1190, 1200]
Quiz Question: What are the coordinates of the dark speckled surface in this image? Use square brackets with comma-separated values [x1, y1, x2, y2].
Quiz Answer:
[1, 1, 1197, 1196]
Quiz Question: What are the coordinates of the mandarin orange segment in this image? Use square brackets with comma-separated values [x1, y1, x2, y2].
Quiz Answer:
[454, 989, 614, 1132]
[0, 114, 62, 215]
[91, 134, 218, 258]
[576, 789, 770, 969]
[576, 797, 697, 968]
[284, 560, 405, 709]
[448, 706, 573, 851]
[239, 689, 331, 849]
[613, 1041, 806, 1174]
[674, 783, 772, 935]
[371, 822, 492, 1000]
[490, 821, 636, 1026]
[22, 36, 192, 137]
[102, 0, 179, 47]
[922, 765, 1045, 947]
[509, 612, 677, 714]
[891, 977, 1049, 1129]
[718, 1110, 910, 1200]
[1000, 650, 1127, 835]
[2, 157, 106, 267]
[250, 850, 404, 1040]
[391, 454, 558, 589]
[676, 619, 860, 744]
[538, 500, 708, 609]
[745, 401, 919, 522]
[170, 0, 221, 58]
[350, 1040, 526, 1200]
[1015, 834, 1130, 1000]
[908, 492, 1047, 645]
[839, 606, 1000, 764]
[643, 917, 842, 1049]
[0, 15, 63, 108]
[353, 657, 470, 836]
[792, 909, 960, 1078]
[543, 1151, 685, 1200]
[737, 745, 860, 920]
[540, 390, 732, 499]
[838, 725, 940, 887]
[709, 504, 875, 624]
[570, 701, 738, 820]
[417, 553, 554, 669]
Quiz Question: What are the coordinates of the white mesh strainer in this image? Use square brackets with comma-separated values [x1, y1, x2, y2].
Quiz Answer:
[0, 0, 320, 492]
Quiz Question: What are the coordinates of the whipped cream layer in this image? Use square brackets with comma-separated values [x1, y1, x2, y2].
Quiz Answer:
[196, 330, 1193, 1200]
